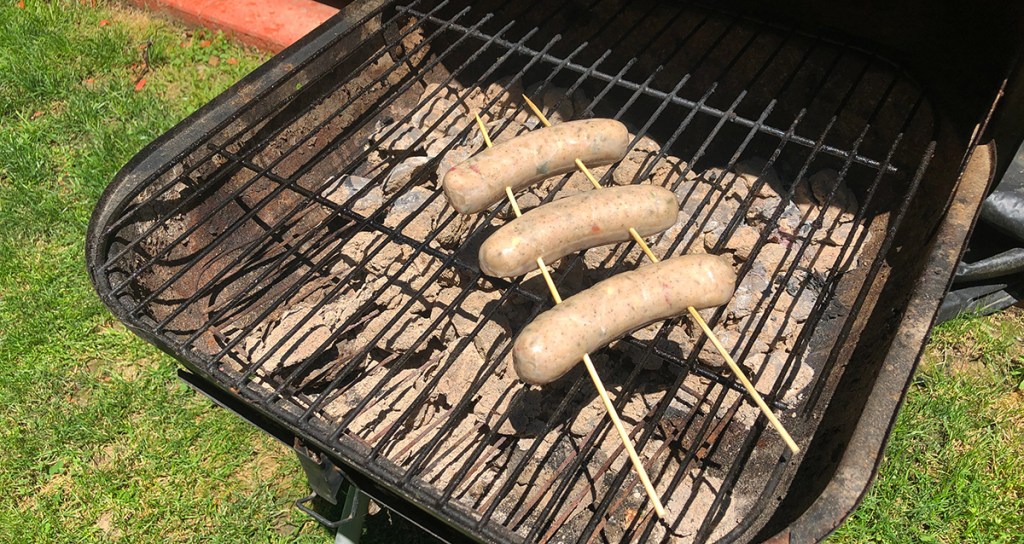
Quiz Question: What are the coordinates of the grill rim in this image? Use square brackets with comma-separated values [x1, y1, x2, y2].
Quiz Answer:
[83, 1, 996, 542]
[756, 144, 995, 543]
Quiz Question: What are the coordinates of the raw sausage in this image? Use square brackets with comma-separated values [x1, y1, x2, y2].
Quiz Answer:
[478, 185, 679, 277]
[442, 119, 630, 214]
[512, 254, 736, 385]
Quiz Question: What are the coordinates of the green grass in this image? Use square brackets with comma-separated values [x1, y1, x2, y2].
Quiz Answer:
[0, 1, 324, 541]
[831, 312, 1024, 543]
[1, 1, 1022, 542]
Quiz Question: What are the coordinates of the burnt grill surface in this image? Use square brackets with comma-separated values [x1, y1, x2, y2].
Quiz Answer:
[87, 0, 964, 541]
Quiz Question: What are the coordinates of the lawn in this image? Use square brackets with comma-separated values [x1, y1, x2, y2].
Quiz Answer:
[0, 1, 1021, 542]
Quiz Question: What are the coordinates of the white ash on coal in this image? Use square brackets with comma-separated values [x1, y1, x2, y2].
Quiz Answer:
[199, 77, 874, 540]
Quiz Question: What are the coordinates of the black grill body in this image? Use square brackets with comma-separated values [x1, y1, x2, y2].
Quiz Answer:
[86, 0, 1016, 541]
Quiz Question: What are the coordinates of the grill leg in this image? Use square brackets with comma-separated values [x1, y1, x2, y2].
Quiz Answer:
[334, 481, 370, 544]
[292, 440, 369, 542]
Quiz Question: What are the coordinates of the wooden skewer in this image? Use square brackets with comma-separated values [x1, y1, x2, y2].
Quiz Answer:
[474, 114, 667, 520]
[523, 96, 800, 454]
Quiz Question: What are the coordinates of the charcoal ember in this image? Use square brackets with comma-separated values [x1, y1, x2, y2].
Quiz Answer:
[610, 387, 653, 436]
[488, 119, 531, 144]
[321, 174, 382, 217]
[359, 148, 389, 178]
[572, 87, 591, 117]
[649, 221, 683, 259]
[383, 156, 432, 195]
[582, 243, 623, 272]
[534, 167, 608, 200]
[757, 242, 793, 275]
[630, 322, 662, 342]
[664, 472, 740, 540]
[435, 342, 515, 425]
[341, 231, 413, 276]
[805, 244, 843, 278]
[777, 201, 808, 237]
[665, 325, 695, 358]
[665, 161, 697, 190]
[728, 280, 760, 321]
[432, 203, 481, 250]
[705, 166, 750, 204]
[612, 134, 662, 185]
[441, 287, 511, 360]
[569, 395, 606, 436]
[697, 328, 742, 368]
[495, 385, 545, 436]
[247, 279, 379, 375]
[622, 325, 670, 370]
[436, 145, 475, 180]
[373, 280, 411, 311]
[819, 219, 854, 246]
[724, 224, 760, 261]
[786, 269, 812, 296]
[746, 191, 783, 225]
[426, 117, 504, 158]
[482, 76, 526, 121]
[391, 254, 450, 315]
[738, 309, 789, 351]
[425, 132, 459, 158]
[460, 86, 488, 118]
[655, 157, 696, 191]
[777, 286, 816, 323]
[385, 186, 443, 239]
[373, 123, 424, 154]
[413, 84, 470, 133]
[791, 175, 817, 215]
[371, 304, 442, 354]
[345, 365, 434, 439]
[735, 157, 784, 198]
[694, 306, 719, 327]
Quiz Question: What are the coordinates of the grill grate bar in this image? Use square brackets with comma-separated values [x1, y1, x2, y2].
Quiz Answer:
[804, 141, 936, 411]
[704, 55, 895, 390]
[210, 20, 540, 393]
[93, 1, 951, 540]
[162, 8, 526, 354]
[526, 77, 740, 544]
[560, 29, 900, 539]
[99, 0, 419, 265]
[97, 0, 405, 245]
[450, 59, 709, 529]
[112, 4, 482, 303]
[366, 0, 699, 485]
[395, 20, 693, 514]
[286, 28, 573, 426]
[491, 14, 793, 534]
[405, 7, 899, 174]
[690, 113, 882, 543]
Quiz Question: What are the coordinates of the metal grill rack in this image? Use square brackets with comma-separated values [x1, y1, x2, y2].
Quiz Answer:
[88, 0, 965, 541]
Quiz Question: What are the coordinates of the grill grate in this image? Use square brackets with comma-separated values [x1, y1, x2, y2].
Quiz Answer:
[93, 0, 943, 541]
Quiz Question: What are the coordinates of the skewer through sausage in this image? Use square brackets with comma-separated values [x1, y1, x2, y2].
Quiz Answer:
[442, 119, 629, 214]
[512, 254, 736, 385]
[478, 184, 679, 277]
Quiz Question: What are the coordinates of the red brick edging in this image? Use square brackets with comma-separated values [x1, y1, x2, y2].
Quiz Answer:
[128, 0, 340, 52]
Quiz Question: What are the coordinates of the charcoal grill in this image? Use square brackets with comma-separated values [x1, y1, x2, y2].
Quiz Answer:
[86, 0, 1016, 541]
